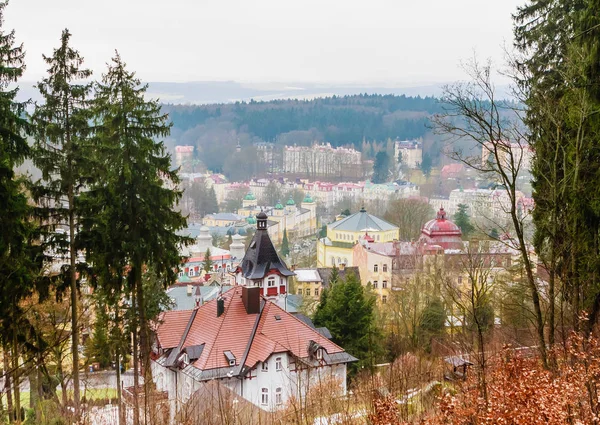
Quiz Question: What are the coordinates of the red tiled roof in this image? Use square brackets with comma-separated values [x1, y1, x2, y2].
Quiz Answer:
[155, 287, 345, 372]
[155, 310, 194, 349]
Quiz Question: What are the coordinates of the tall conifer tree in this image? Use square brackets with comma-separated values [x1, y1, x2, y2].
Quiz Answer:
[30, 29, 92, 414]
[0, 2, 43, 421]
[281, 229, 290, 257]
[89, 52, 190, 424]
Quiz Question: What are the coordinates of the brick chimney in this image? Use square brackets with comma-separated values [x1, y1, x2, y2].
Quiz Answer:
[242, 286, 260, 315]
[217, 297, 225, 317]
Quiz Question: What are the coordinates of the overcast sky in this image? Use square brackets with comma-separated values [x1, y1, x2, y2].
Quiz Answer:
[6, 0, 525, 85]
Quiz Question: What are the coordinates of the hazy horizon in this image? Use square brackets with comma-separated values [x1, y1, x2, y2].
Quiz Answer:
[7, 0, 524, 86]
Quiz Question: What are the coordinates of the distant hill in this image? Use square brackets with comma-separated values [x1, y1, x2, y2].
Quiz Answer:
[161, 93, 457, 179]
[163, 93, 443, 146]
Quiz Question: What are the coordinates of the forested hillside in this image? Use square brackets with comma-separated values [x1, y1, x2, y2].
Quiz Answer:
[165, 94, 442, 143]
[163, 94, 449, 175]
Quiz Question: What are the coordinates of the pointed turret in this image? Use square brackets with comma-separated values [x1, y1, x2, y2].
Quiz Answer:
[236, 211, 294, 298]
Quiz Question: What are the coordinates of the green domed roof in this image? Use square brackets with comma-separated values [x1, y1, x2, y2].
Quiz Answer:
[246, 216, 257, 224]
[275, 201, 284, 210]
[286, 196, 295, 206]
[303, 194, 314, 203]
[244, 192, 256, 200]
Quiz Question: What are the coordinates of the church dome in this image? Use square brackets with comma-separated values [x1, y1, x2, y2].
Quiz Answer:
[275, 201, 284, 210]
[244, 192, 256, 201]
[246, 216, 257, 224]
[286, 196, 295, 206]
[420, 207, 463, 250]
[303, 193, 314, 203]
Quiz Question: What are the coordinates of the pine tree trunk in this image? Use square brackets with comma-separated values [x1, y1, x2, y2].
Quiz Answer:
[12, 326, 20, 424]
[68, 192, 81, 415]
[4, 344, 13, 423]
[132, 288, 140, 425]
[135, 261, 152, 424]
[116, 305, 124, 425]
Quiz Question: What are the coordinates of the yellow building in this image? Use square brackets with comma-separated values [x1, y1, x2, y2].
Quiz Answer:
[202, 212, 242, 227]
[317, 207, 399, 267]
[353, 239, 394, 305]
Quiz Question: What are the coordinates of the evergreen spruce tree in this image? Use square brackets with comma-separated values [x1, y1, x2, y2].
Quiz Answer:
[86, 301, 112, 368]
[88, 52, 190, 425]
[454, 204, 474, 239]
[312, 272, 382, 373]
[312, 287, 329, 325]
[203, 248, 213, 274]
[420, 152, 432, 177]
[0, 4, 43, 421]
[372, 151, 390, 184]
[418, 298, 446, 351]
[281, 229, 290, 257]
[515, 0, 600, 333]
[30, 29, 93, 413]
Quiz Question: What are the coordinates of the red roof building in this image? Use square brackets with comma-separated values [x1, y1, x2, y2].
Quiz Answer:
[419, 207, 464, 250]
[151, 212, 356, 413]
[152, 285, 355, 413]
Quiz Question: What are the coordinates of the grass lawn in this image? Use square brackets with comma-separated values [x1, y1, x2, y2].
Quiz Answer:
[2, 387, 118, 408]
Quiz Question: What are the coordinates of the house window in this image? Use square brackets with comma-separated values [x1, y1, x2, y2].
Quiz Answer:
[261, 388, 269, 405]
[298, 289, 303, 295]
[373, 281, 378, 289]
[373, 264, 378, 272]
[178, 271, 183, 277]
[276, 357, 282, 371]
[268, 277, 276, 287]
[276, 387, 282, 405]
[315, 288, 319, 296]
[382, 281, 388, 289]
[382, 295, 387, 304]
[383, 264, 388, 273]
[262, 361, 268, 372]
[316, 348, 324, 360]
[306, 288, 311, 296]
[188, 270, 195, 277]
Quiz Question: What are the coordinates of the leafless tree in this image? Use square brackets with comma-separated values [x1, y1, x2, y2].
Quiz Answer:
[432, 57, 549, 368]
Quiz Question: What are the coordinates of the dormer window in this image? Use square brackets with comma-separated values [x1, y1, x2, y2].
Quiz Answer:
[224, 350, 236, 366]
[267, 277, 276, 287]
[182, 353, 189, 365]
[316, 348, 324, 360]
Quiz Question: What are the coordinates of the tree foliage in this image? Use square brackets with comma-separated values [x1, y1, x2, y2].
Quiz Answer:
[384, 198, 433, 240]
[453, 204, 474, 239]
[30, 29, 93, 412]
[82, 52, 191, 424]
[372, 151, 391, 184]
[281, 229, 290, 257]
[185, 179, 218, 217]
[515, 0, 600, 334]
[312, 271, 383, 373]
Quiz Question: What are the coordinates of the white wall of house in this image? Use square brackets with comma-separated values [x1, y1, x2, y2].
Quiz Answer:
[152, 354, 348, 418]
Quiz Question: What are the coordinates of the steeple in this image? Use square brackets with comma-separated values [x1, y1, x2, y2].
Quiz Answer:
[257, 211, 268, 230]
[236, 212, 294, 297]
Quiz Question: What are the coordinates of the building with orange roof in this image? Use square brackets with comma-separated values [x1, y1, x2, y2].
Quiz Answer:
[151, 212, 356, 416]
